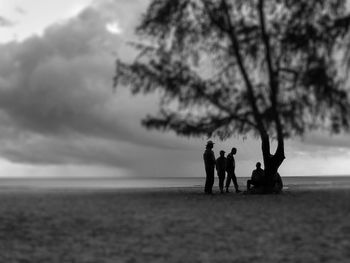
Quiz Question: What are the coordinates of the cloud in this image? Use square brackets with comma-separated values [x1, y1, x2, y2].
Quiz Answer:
[14, 7, 26, 15]
[302, 132, 350, 149]
[0, 8, 120, 136]
[0, 0, 204, 177]
[0, 0, 350, 178]
[0, 16, 14, 27]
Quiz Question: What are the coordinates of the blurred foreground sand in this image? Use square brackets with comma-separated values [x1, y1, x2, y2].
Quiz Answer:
[0, 186, 349, 263]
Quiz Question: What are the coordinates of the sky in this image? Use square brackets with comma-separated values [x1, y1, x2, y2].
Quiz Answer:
[0, 0, 350, 178]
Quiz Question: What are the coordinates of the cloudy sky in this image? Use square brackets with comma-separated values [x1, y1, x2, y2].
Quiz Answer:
[0, 0, 350, 178]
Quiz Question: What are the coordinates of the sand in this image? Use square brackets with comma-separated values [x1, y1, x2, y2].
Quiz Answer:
[0, 186, 349, 263]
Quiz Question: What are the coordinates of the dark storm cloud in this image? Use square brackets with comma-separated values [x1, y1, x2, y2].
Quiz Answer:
[302, 132, 350, 148]
[0, 2, 190, 148]
[0, 0, 203, 177]
[0, 16, 14, 27]
[0, 8, 123, 137]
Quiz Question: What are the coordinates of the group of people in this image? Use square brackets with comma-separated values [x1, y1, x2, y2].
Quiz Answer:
[203, 140, 241, 194]
[203, 140, 278, 194]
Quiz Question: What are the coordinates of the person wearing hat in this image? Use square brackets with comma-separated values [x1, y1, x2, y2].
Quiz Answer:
[216, 150, 227, 193]
[203, 140, 216, 194]
[225, 147, 241, 193]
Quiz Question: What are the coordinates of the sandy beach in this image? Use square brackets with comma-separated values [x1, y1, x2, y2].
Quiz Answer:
[0, 185, 349, 263]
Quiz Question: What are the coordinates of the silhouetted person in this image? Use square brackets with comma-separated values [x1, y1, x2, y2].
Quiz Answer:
[203, 140, 216, 194]
[216, 150, 226, 194]
[225, 147, 240, 193]
[247, 162, 265, 191]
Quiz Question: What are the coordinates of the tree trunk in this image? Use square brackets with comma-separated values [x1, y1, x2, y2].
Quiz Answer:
[260, 134, 285, 193]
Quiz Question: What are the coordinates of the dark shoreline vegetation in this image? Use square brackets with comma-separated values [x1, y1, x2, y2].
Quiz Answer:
[1, 186, 350, 262]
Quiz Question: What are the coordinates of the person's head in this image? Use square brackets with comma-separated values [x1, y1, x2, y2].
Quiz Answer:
[256, 162, 261, 169]
[220, 150, 225, 157]
[231, 147, 237, 155]
[206, 140, 214, 149]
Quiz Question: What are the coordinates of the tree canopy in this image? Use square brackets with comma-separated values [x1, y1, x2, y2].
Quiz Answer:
[115, 0, 350, 191]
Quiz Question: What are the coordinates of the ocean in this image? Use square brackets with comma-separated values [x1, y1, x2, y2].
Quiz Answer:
[0, 176, 350, 190]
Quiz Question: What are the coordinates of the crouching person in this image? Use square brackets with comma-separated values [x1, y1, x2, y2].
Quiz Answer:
[247, 162, 264, 191]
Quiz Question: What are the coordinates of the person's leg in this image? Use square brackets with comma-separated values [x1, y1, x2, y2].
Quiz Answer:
[204, 168, 210, 193]
[209, 170, 215, 194]
[205, 167, 214, 194]
[204, 179, 209, 193]
[232, 174, 240, 192]
[219, 172, 224, 193]
[225, 172, 232, 192]
[247, 179, 252, 191]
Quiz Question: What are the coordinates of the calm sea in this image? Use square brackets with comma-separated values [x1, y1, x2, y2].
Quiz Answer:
[0, 176, 350, 190]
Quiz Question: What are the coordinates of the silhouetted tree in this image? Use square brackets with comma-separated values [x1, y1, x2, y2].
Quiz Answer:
[115, 0, 350, 192]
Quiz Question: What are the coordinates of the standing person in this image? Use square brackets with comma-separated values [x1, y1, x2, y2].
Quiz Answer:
[225, 147, 241, 193]
[216, 150, 226, 194]
[203, 140, 216, 194]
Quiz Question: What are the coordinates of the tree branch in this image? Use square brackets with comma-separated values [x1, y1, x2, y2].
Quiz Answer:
[219, 0, 267, 136]
[258, 0, 284, 158]
[143, 113, 240, 137]
[117, 57, 257, 129]
[192, 81, 257, 128]
[258, 0, 276, 94]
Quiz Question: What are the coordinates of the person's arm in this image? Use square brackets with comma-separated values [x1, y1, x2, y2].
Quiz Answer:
[211, 152, 216, 166]
[251, 170, 257, 181]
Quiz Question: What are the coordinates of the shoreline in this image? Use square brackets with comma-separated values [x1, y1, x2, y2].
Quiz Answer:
[0, 175, 350, 192]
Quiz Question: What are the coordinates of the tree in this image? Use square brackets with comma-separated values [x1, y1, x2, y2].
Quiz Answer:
[115, 0, 350, 192]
